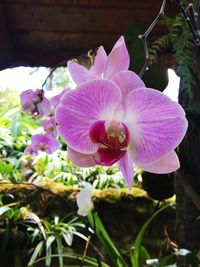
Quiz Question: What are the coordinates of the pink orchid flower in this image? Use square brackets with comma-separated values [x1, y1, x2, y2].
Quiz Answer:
[20, 89, 51, 117]
[42, 116, 57, 136]
[25, 133, 60, 155]
[67, 36, 129, 85]
[55, 72, 188, 188]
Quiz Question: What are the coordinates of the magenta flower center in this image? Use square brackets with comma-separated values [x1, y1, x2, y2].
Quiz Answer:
[89, 120, 129, 166]
[38, 142, 49, 152]
[47, 124, 55, 132]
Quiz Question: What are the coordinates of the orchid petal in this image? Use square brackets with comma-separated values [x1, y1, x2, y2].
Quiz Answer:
[51, 89, 70, 108]
[118, 152, 134, 188]
[112, 70, 146, 117]
[55, 79, 122, 154]
[67, 60, 91, 85]
[90, 46, 107, 76]
[140, 150, 180, 173]
[77, 187, 93, 216]
[31, 134, 60, 154]
[38, 97, 52, 117]
[112, 70, 146, 98]
[67, 146, 97, 167]
[42, 116, 57, 136]
[20, 89, 35, 112]
[24, 145, 37, 156]
[125, 88, 188, 164]
[104, 36, 130, 79]
[97, 148, 126, 166]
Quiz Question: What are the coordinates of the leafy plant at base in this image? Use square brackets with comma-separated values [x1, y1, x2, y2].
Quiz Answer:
[87, 204, 199, 267]
[26, 214, 87, 267]
[88, 211, 129, 267]
[130, 204, 172, 267]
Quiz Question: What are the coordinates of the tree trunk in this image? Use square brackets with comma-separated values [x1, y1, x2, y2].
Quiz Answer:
[176, 79, 200, 266]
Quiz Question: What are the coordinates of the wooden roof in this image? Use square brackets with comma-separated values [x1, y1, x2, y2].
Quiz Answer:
[0, 0, 177, 70]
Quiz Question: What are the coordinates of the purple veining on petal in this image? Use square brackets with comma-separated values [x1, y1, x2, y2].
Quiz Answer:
[118, 152, 134, 188]
[56, 59, 188, 187]
[67, 146, 97, 167]
[104, 36, 130, 79]
[124, 87, 188, 164]
[55, 79, 122, 154]
[140, 150, 180, 174]
[50, 89, 70, 108]
[67, 60, 91, 85]
[90, 46, 107, 76]
[67, 36, 130, 84]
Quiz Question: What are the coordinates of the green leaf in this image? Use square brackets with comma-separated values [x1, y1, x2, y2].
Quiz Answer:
[158, 254, 175, 267]
[0, 206, 11, 216]
[45, 245, 52, 267]
[88, 212, 128, 267]
[140, 246, 151, 261]
[30, 253, 111, 267]
[46, 235, 56, 250]
[31, 228, 40, 243]
[63, 233, 73, 246]
[131, 204, 171, 267]
[28, 240, 44, 266]
[56, 238, 63, 267]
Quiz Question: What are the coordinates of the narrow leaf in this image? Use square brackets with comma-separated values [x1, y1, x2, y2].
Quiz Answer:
[88, 212, 128, 267]
[28, 240, 44, 266]
[0, 206, 11, 216]
[131, 204, 171, 267]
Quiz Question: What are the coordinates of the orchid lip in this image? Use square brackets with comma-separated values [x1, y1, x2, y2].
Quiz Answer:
[89, 120, 129, 165]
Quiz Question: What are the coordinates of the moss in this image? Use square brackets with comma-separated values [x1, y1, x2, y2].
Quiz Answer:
[93, 187, 148, 202]
[0, 180, 175, 206]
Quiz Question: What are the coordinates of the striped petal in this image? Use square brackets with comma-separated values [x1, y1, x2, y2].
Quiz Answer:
[55, 79, 122, 154]
[139, 150, 180, 173]
[67, 147, 97, 167]
[90, 46, 107, 76]
[124, 88, 188, 164]
[67, 60, 91, 85]
[118, 152, 134, 188]
[104, 36, 130, 79]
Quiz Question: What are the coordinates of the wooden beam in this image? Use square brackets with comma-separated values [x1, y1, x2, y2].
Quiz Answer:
[13, 49, 80, 67]
[5, 0, 165, 9]
[5, 4, 162, 34]
[13, 31, 118, 51]
[0, 3, 15, 70]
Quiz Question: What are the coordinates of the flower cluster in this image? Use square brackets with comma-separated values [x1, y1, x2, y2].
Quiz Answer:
[20, 88, 69, 155]
[21, 36, 188, 188]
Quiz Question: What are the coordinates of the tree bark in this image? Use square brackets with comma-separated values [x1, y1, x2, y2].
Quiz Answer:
[176, 79, 200, 266]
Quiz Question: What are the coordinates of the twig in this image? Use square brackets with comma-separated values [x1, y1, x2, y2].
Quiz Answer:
[175, 0, 200, 46]
[42, 60, 67, 89]
[138, 0, 167, 77]
[80, 235, 91, 267]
